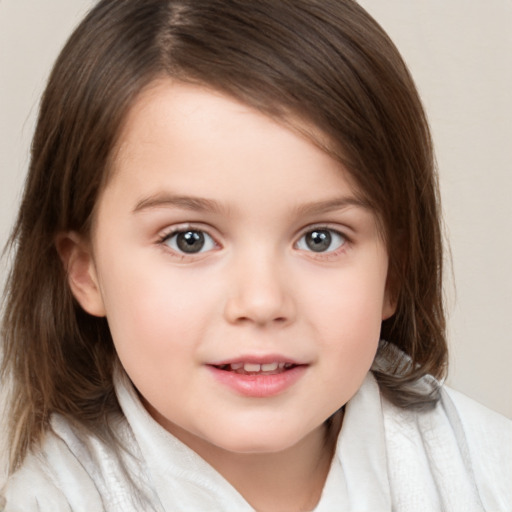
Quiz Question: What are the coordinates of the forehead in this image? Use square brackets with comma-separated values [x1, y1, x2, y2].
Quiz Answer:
[108, 78, 362, 195]
[89, 78, 385, 242]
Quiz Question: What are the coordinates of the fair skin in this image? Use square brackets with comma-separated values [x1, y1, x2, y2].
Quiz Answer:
[61, 80, 395, 511]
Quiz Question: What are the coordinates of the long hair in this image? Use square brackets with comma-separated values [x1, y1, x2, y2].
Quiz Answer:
[1, 0, 446, 472]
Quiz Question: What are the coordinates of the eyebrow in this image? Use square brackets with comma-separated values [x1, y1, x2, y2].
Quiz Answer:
[294, 196, 372, 217]
[133, 193, 227, 214]
[132, 193, 371, 217]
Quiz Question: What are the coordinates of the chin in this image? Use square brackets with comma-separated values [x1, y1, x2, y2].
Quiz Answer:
[205, 424, 321, 456]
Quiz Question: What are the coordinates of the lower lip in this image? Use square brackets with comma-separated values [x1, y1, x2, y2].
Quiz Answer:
[207, 365, 307, 398]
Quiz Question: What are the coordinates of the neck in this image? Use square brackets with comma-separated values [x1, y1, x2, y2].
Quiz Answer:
[168, 410, 343, 512]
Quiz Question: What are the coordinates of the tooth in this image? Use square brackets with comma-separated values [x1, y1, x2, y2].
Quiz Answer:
[244, 363, 261, 372]
[278, 362, 286, 369]
[230, 363, 244, 370]
[261, 362, 278, 372]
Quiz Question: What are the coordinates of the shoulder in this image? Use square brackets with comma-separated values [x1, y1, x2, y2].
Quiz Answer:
[441, 385, 512, 472]
[1, 414, 156, 512]
[382, 380, 512, 510]
[1, 420, 105, 512]
[442, 386, 512, 502]
[443, 385, 512, 436]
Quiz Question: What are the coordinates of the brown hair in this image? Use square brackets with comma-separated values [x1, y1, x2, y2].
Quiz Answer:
[1, 0, 446, 473]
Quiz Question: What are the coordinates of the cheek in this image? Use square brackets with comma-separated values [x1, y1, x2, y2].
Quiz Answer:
[302, 261, 387, 387]
[306, 265, 387, 333]
[97, 255, 218, 357]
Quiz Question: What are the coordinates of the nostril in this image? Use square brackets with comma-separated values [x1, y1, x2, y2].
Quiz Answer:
[223, 285, 295, 326]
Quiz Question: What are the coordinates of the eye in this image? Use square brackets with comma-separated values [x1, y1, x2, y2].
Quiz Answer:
[296, 228, 346, 253]
[163, 229, 216, 254]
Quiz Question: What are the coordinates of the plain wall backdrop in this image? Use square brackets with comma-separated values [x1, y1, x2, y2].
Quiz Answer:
[1, 2, 511, 482]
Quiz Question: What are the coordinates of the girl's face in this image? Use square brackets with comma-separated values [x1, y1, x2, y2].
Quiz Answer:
[73, 80, 394, 455]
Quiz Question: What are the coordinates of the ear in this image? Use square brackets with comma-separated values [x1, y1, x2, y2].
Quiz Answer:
[382, 270, 399, 321]
[382, 291, 397, 321]
[55, 232, 106, 317]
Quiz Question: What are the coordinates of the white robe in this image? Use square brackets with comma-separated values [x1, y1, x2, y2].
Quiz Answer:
[2, 368, 511, 511]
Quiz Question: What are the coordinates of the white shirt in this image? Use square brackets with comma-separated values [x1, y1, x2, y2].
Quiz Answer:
[2, 369, 511, 511]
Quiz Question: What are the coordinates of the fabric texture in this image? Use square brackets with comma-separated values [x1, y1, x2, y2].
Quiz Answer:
[2, 354, 511, 512]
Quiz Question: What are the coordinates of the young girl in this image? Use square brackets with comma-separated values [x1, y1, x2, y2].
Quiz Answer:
[1, 0, 510, 510]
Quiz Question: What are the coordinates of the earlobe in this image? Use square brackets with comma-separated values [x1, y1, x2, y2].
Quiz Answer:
[382, 293, 397, 321]
[382, 279, 399, 321]
[55, 232, 106, 317]
[382, 264, 399, 320]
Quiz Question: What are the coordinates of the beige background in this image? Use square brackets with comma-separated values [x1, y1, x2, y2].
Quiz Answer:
[356, 0, 512, 420]
[1, 1, 511, 479]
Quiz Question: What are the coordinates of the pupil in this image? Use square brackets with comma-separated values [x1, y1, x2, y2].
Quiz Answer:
[306, 230, 331, 252]
[176, 231, 205, 253]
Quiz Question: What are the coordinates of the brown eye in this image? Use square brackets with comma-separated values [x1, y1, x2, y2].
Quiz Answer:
[297, 229, 346, 253]
[164, 230, 216, 254]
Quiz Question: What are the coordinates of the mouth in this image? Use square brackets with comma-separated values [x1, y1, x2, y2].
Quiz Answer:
[206, 358, 307, 397]
[211, 361, 299, 376]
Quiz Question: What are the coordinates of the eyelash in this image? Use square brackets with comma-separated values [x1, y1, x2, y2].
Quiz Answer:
[295, 226, 349, 258]
[157, 225, 219, 258]
[156, 225, 350, 259]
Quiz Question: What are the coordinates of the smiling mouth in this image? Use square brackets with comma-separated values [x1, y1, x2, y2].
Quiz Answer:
[208, 360, 307, 397]
[212, 362, 299, 375]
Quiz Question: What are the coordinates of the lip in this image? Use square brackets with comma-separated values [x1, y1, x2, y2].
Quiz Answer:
[208, 354, 304, 366]
[206, 357, 308, 398]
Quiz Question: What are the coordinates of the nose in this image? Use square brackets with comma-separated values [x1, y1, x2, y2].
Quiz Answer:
[223, 252, 295, 327]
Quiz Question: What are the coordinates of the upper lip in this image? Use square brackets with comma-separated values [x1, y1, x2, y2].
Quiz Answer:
[207, 354, 307, 366]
